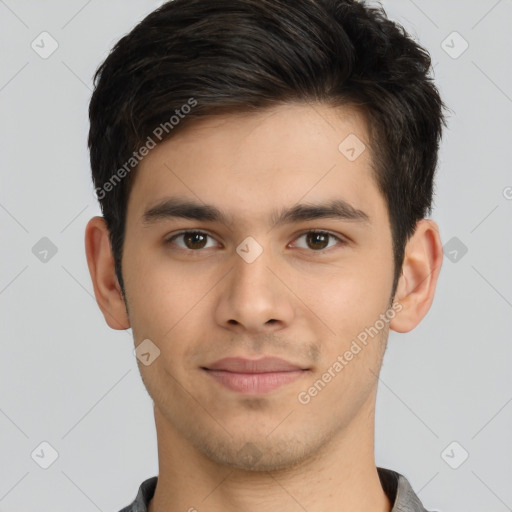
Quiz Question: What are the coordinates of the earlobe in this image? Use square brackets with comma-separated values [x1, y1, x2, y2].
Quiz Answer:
[84, 216, 130, 330]
[389, 219, 443, 333]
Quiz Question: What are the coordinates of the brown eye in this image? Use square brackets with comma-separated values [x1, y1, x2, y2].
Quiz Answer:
[166, 231, 217, 250]
[292, 230, 345, 251]
[306, 232, 329, 250]
[183, 232, 208, 249]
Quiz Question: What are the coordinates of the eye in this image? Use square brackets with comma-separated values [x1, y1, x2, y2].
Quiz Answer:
[291, 230, 346, 251]
[165, 231, 219, 250]
[164, 229, 347, 253]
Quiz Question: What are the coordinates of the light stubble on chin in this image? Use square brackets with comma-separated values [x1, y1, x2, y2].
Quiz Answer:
[191, 427, 330, 473]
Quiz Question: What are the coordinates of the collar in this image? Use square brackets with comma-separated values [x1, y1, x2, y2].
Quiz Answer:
[121, 466, 432, 512]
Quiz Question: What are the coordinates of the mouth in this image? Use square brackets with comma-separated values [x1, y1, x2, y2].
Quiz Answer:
[201, 356, 309, 395]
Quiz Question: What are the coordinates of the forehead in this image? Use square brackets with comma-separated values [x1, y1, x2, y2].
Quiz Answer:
[155, 102, 371, 163]
[127, 102, 386, 227]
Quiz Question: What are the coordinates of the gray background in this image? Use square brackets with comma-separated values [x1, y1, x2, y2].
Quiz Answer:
[1, 0, 511, 511]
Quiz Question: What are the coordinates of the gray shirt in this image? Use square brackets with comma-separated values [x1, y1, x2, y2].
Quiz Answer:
[118, 467, 434, 512]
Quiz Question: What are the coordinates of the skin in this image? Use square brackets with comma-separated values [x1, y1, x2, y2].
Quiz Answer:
[85, 102, 443, 512]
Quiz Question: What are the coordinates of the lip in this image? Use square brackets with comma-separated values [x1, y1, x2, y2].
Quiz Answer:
[202, 357, 308, 395]
[204, 356, 305, 373]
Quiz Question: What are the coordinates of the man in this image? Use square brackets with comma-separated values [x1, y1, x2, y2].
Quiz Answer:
[85, 0, 447, 510]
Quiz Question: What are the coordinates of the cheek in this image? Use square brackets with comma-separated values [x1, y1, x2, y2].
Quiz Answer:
[293, 254, 392, 345]
[123, 247, 195, 339]
[123, 246, 227, 356]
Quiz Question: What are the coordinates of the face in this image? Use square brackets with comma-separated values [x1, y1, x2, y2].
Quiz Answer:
[121, 102, 397, 471]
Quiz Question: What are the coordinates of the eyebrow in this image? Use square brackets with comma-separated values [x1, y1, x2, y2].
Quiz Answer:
[141, 197, 370, 227]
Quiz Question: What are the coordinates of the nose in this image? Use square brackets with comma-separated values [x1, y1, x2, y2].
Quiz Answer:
[214, 244, 295, 334]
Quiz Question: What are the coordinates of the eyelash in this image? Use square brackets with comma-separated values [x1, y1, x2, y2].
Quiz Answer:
[164, 229, 348, 253]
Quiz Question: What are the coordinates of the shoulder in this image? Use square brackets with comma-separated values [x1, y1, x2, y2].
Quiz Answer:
[377, 466, 437, 512]
[117, 476, 158, 512]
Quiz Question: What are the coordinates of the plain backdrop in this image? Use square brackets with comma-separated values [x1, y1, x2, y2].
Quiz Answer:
[1, 1, 511, 511]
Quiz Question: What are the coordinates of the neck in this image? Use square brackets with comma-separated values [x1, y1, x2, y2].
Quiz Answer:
[148, 392, 391, 512]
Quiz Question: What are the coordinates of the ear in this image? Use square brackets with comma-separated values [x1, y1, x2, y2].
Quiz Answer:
[389, 219, 443, 333]
[84, 216, 130, 330]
